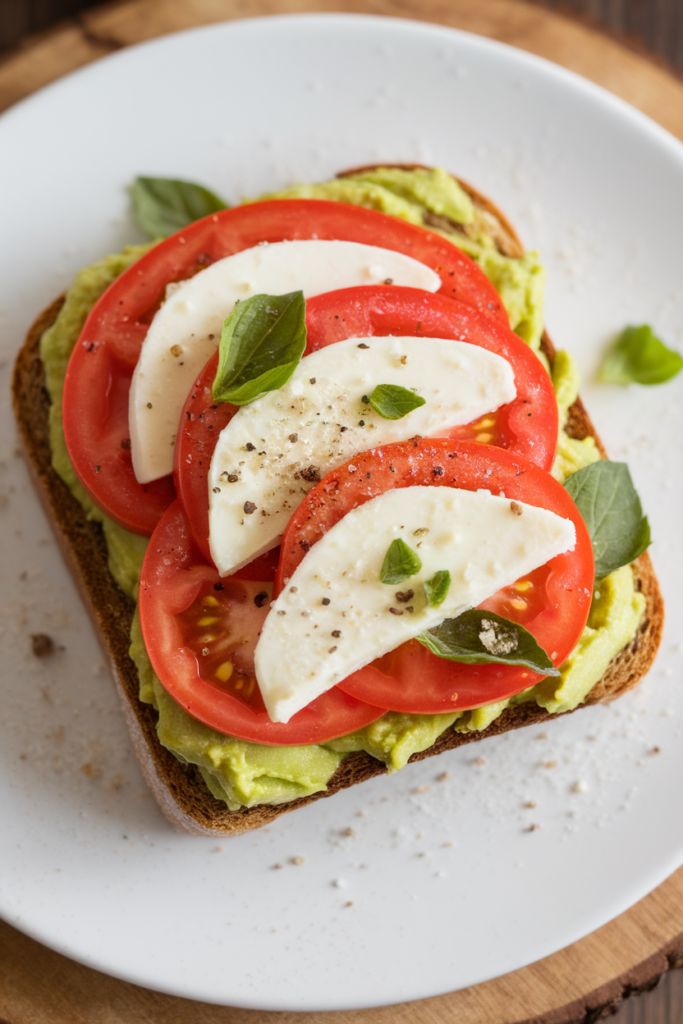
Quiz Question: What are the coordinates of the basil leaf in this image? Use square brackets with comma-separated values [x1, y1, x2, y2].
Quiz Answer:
[424, 570, 451, 607]
[600, 325, 683, 386]
[379, 538, 422, 585]
[212, 292, 307, 406]
[417, 610, 560, 676]
[368, 384, 426, 420]
[132, 176, 227, 239]
[564, 461, 650, 580]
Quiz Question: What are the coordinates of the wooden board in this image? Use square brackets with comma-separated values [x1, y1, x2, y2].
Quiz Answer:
[2, 2, 683, 1021]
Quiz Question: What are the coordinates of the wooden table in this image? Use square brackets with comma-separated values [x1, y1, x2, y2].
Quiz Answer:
[2, 2, 683, 1021]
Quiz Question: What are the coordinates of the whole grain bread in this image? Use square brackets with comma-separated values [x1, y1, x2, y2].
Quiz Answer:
[12, 182, 664, 836]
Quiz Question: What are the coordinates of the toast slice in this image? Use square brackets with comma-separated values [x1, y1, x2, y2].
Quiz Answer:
[12, 192, 664, 837]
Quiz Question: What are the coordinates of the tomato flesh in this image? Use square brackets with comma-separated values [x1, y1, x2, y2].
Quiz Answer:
[64, 200, 506, 535]
[276, 439, 594, 715]
[139, 500, 386, 744]
[175, 286, 558, 566]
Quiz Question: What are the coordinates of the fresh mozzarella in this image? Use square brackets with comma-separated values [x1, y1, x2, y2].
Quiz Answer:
[254, 486, 576, 723]
[208, 336, 516, 576]
[129, 240, 441, 483]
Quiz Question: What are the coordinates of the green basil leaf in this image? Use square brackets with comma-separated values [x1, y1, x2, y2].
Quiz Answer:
[132, 177, 227, 239]
[424, 570, 451, 607]
[599, 325, 683, 386]
[368, 384, 426, 420]
[212, 292, 307, 406]
[564, 461, 650, 580]
[379, 538, 422, 585]
[417, 610, 560, 676]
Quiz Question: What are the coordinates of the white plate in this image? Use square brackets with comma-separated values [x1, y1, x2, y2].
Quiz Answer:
[1, 14, 682, 1012]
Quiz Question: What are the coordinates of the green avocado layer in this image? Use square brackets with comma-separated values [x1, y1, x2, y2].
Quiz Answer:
[39, 171, 643, 810]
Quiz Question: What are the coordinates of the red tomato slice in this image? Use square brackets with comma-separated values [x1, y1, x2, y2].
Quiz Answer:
[139, 500, 386, 745]
[276, 439, 594, 715]
[64, 200, 505, 535]
[175, 286, 557, 565]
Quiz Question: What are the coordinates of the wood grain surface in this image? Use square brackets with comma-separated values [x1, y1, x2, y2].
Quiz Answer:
[2, 2, 683, 1022]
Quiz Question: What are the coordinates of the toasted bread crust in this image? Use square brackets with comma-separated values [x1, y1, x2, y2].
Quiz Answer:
[12, 205, 664, 836]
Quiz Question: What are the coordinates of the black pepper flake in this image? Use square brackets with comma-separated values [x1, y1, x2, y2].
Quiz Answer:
[289, 433, 298, 443]
[361, 394, 369, 404]
[406, 606, 414, 613]
[366, 472, 371, 479]
[214, 582, 224, 591]
[299, 540, 311, 553]
[310, 377, 317, 384]
[359, 420, 365, 427]
[227, 474, 238, 483]
[433, 466, 443, 476]
[213, 487, 221, 494]
[331, 629, 341, 638]
[146, 402, 152, 409]
[211, 405, 218, 411]
[245, 442, 255, 451]
[321, 597, 331, 606]
[358, 343, 369, 349]
[384, 277, 393, 284]
[208, 424, 214, 430]
[389, 465, 395, 473]
[389, 607, 403, 616]
[31, 633, 55, 657]
[328, 646, 338, 654]
[94, 465, 101, 473]
[244, 501, 257, 514]
[299, 466, 320, 483]
[340, 426, 348, 432]
[395, 589, 414, 604]
[120, 438, 131, 450]
[254, 592, 268, 607]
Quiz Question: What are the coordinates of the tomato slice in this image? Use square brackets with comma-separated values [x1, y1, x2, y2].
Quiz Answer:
[139, 500, 386, 744]
[276, 439, 594, 714]
[175, 286, 557, 565]
[305, 286, 558, 469]
[64, 200, 505, 535]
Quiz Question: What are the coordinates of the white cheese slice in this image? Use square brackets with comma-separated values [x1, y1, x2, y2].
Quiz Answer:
[254, 486, 575, 723]
[129, 240, 441, 483]
[208, 335, 516, 576]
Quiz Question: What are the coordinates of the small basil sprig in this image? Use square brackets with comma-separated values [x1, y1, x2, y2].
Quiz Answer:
[367, 384, 426, 420]
[212, 292, 307, 406]
[564, 461, 650, 580]
[132, 177, 227, 239]
[424, 570, 451, 607]
[380, 538, 422, 585]
[600, 325, 683, 386]
[418, 610, 560, 676]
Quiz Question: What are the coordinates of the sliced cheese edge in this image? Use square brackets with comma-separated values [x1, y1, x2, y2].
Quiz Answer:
[254, 486, 576, 723]
[129, 240, 441, 484]
[208, 335, 516, 576]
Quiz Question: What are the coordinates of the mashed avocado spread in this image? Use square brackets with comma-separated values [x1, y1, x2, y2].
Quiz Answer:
[40, 170, 644, 810]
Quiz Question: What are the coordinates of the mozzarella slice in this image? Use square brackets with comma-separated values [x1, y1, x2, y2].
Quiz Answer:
[208, 336, 516, 576]
[129, 240, 441, 483]
[254, 486, 575, 723]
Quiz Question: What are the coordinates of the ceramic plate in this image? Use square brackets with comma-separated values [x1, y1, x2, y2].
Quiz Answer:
[0, 14, 681, 1011]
